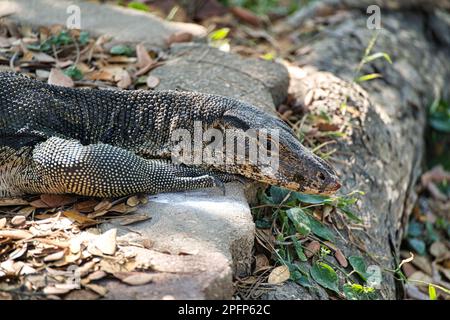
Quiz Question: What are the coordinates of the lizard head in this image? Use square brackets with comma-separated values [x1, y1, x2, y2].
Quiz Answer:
[220, 104, 341, 195]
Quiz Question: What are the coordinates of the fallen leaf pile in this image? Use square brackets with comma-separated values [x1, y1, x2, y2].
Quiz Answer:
[401, 165, 450, 300]
[0, 21, 163, 90]
[0, 194, 153, 299]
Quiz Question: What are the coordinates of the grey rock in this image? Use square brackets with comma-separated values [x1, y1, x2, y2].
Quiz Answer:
[151, 43, 289, 114]
[261, 281, 329, 300]
[2, 0, 206, 48]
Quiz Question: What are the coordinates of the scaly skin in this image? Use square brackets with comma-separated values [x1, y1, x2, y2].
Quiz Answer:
[0, 71, 340, 198]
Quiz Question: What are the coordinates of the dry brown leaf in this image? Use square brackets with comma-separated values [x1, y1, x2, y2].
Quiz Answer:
[409, 255, 432, 275]
[166, 31, 193, 46]
[146, 75, 160, 89]
[0, 292, 12, 300]
[48, 68, 74, 87]
[10, 215, 26, 226]
[87, 270, 107, 281]
[69, 238, 81, 254]
[17, 206, 35, 217]
[116, 69, 132, 89]
[430, 241, 447, 258]
[114, 213, 150, 226]
[84, 283, 108, 296]
[32, 51, 55, 63]
[109, 203, 129, 214]
[0, 198, 28, 206]
[94, 200, 112, 212]
[255, 254, 270, 272]
[74, 199, 99, 213]
[93, 229, 117, 255]
[229, 6, 262, 27]
[126, 196, 140, 207]
[43, 285, 74, 295]
[88, 209, 109, 218]
[267, 265, 290, 285]
[136, 43, 153, 68]
[63, 210, 96, 225]
[402, 262, 418, 278]
[114, 271, 154, 286]
[56, 60, 74, 68]
[317, 122, 340, 132]
[29, 199, 50, 208]
[9, 244, 27, 260]
[334, 249, 348, 267]
[108, 56, 137, 64]
[41, 194, 77, 207]
[408, 271, 433, 287]
[305, 240, 321, 258]
[98, 259, 129, 274]
[44, 250, 66, 262]
[0, 229, 33, 240]
[438, 267, 450, 282]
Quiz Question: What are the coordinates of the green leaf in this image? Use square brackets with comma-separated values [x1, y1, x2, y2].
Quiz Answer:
[260, 52, 275, 61]
[294, 192, 331, 204]
[51, 31, 72, 46]
[343, 283, 376, 300]
[408, 238, 426, 256]
[208, 28, 230, 41]
[110, 45, 134, 56]
[296, 274, 313, 288]
[63, 66, 83, 80]
[426, 222, 439, 243]
[79, 31, 90, 45]
[255, 219, 271, 229]
[408, 220, 423, 237]
[292, 237, 307, 262]
[362, 52, 392, 64]
[269, 186, 295, 205]
[338, 206, 363, 223]
[310, 262, 339, 293]
[127, 1, 150, 11]
[307, 216, 335, 241]
[348, 256, 369, 281]
[429, 118, 450, 133]
[429, 284, 437, 300]
[286, 208, 310, 236]
[355, 73, 382, 82]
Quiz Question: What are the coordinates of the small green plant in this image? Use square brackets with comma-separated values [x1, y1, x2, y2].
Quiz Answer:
[218, 0, 301, 16]
[391, 253, 450, 299]
[27, 30, 90, 53]
[208, 28, 231, 51]
[429, 99, 450, 133]
[353, 31, 392, 83]
[109, 44, 134, 56]
[253, 185, 377, 298]
[63, 65, 83, 80]
[127, 1, 150, 12]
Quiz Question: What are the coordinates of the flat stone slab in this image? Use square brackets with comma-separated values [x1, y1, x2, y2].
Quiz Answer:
[1, 0, 206, 47]
[98, 183, 254, 299]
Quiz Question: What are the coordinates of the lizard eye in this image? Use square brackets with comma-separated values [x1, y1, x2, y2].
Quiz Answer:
[318, 172, 326, 181]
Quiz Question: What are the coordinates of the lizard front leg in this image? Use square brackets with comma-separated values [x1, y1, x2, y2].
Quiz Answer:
[13, 137, 226, 197]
